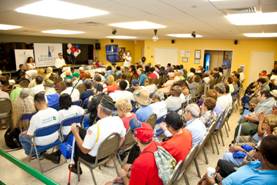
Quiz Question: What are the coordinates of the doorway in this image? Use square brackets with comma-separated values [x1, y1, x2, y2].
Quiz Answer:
[203, 50, 233, 76]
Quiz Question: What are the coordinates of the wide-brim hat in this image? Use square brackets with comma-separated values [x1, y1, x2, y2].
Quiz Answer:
[134, 89, 151, 106]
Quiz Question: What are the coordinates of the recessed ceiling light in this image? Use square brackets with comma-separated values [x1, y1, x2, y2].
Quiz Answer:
[109, 21, 166, 30]
[106, 35, 137, 39]
[167, 33, 203, 38]
[42, 29, 84, 34]
[243, 32, 277, 38]
[15, 0, 109, 20]
[225, 12, 277, 25]
[0, 24, 22, 30]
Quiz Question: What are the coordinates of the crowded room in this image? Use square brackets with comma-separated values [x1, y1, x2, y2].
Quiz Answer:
[0, 0, 277, 185]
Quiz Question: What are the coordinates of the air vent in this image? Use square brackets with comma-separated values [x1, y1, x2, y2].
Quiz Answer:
[79, 21, 101, 26]
[224, 6, 257, 13]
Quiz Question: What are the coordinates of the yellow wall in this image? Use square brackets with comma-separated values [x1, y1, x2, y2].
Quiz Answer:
[143, 39, 277, 85]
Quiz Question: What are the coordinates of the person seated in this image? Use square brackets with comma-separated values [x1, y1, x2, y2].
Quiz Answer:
[198, 135, 277, 185]
[134, 89, 154, 122]
[19, 92, 59, 156]
[173, 80, 191, 105]
[10, 79, 30, 102]
[149, 91, 167, 120]
[106, 123, 163, 185]
[165, 84, 183, 111]
[11, 88, 35, 129]
[183, 103, 207, 146]
[188, 75, 203, 98]
[200, 97, 217, 127]
[214, 83, 231, 115]
[234, 90, 276, 139]
[69, 95, 126, 174]
[115, 99, 137, 131]
[30, 76, 45, 96]
[44, 80, 60, 108]
[160, 112, 192, 162]
[61, 79, 80, 102]
[110, 80, 134, 103]
[80, 80, 94, 102]
[105, 75, 118, 93]
[137, 68, 147, 86]
[148, 67, 158, 80]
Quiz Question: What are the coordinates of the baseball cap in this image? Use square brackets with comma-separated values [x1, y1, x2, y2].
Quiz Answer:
[100, 95, 115, 111]
[129, 118, 142, 131]
[134, 123, 153, 143]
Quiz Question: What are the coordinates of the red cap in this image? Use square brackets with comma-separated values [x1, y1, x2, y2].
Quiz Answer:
[134, 123, 153, 143]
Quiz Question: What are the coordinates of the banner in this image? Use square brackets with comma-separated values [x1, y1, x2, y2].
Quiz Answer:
[34, 43, 63, 67]
[14, 49, 34, 70]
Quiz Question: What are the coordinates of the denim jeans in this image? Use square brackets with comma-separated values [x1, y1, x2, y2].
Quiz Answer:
[19, 134, 34, 156]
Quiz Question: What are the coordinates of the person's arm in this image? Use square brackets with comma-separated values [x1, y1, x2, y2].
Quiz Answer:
[71, 124, 91, 154]
[244, 114, 259, 123]
[257, 113, 265, 137]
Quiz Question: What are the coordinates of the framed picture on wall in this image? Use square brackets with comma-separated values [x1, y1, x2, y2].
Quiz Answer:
[194, 50, 201, 59]
[182, 57, 188, 63]
[194, 59, 200, 64]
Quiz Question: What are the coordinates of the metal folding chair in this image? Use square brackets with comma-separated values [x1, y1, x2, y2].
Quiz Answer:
[72, 99, 82, 107]
[146, 113, 157, 129]
[19, 112, 36, 131]
[167, 160, 184, 185]
[117, 129, 136, 165]
[28, 123, 61, 172]
[60, 115, 84, 139]
[77, 133, 121, 185]
[0, 98, 12, 129]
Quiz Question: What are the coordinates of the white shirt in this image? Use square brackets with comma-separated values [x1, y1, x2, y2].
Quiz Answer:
[0, 90, 9, 99]
[61, 87, 80, 102]
[83, 116, 126, 156]
[31, 84, 45, 96]
[55, 58, 66, 69]
[58, 105, 85, 135]
[165, 96, 182, 111]
[180, 93, 190, 104]
[142, 84, 157, 95]
[215, 94, 232, 114]
[109, 90, 134, 103]
[149, 101, 167, 119]
[185, 118, 207, 146]
[27, 107, 59, 146]
[123, 55, 132, 67]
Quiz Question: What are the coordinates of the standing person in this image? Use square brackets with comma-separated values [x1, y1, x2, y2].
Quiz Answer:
[123, 51, 132, 68]
[25, 57, 36, 70]
[54, 53, 66, 74]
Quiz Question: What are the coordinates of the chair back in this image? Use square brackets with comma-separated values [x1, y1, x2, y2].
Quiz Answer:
[61, 115, 83, 127]
[156, 115, 166, 124]
[95, 133, 121, 164]
[72, 99, 82, 106]
[34, 123, 60, 137]
[21, 112, 35, 122]
[49, 103, 60, 111]
[181, 145, 199, 171]
[0, 98, 12, 116]
[119, 129, 135, 151]
[146, 114, 157, 129]
[82, 98, 89, 109]
[167, 160, 184, 185]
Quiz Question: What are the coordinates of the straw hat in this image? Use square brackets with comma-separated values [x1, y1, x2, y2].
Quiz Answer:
[134, 89, 151, 106]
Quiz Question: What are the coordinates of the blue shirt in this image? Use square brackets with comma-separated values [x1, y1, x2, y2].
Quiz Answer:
[223, 161, 277, 185]
[139, 74, 147, 86]
[135, 105, 153, 122]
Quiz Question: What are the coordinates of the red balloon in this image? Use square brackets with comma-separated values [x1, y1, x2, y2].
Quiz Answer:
[71, 47, 76, 53]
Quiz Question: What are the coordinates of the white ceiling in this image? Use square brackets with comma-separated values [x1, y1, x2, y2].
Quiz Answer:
[0, 0, 276, 39]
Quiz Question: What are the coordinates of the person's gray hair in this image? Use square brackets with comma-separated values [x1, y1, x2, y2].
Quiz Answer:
[184, 103, 200, 118]
[20, 88, 30, 99]
[99, 104, 113, 116]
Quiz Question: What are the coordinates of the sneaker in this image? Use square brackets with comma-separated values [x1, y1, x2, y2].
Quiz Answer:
[44, 152, 61, 164]
[68, 164, 82, 175]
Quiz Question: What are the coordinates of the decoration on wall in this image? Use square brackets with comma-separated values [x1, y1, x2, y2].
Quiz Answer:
[194, 59, 200, 64]
[194, 50, 201, 59]
[66, 43, 81, 64]
[182, 57, 188, 63]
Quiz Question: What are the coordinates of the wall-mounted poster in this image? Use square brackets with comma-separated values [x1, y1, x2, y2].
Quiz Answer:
[34, 43, 63, 67]
[194, 50, 201, 59]
[14, 49, 34, 70]
[106, 44, 119, 64]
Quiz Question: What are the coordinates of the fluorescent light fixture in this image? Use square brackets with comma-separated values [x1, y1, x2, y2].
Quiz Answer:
[15, 0, 109, 20]
[244, 32, 277, 38]
[0, 24, 22, 30]
[167, 33, 203, 38]
[109, 21, 166, 30]
[225, 12, 277, 25]
[106, 35, 137, 39]
[42, 29, 84, 34]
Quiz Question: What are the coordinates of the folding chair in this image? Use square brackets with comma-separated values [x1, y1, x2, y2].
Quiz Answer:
[0, 98, 12, 129]
[117, 129, 136, 165]
[82, 97, 89, 109]
[167, 160, 184, 185]
[28, 123, 61, 172]
[72, 99, 82, 107]
[181, 145, 200, 185]
[146, 114, 157, 129]
[77, 133, 121, 185]
[214, 110, 228, 146]
[49, 103, 60, 111]
[19, 112, 36, 131]
[60, 115, 84, 139]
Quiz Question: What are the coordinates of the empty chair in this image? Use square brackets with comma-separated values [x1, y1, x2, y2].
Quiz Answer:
[0, 98, 12, 129]
[77, 133, 121, 185]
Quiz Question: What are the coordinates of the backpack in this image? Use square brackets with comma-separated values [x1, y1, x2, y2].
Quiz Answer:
[153, 146, 177, 185]
[4, 128, 21, 149]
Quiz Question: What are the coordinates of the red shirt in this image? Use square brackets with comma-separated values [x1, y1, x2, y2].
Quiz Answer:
[121, 113, 137, 130]
[161, 128, 192, 162]
[129, 142, 163, 185]
[106, 84, 118, 93]
[148, 73, 158, 79]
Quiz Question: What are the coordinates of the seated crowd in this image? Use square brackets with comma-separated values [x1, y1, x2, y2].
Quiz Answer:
[0, 61, 276, 185]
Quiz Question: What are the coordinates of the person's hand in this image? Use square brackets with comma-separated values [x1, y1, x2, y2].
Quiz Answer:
[119, 168, 128, 178]
[71, 123, 79, 135]
[206, 173, 216, 185]
[229, 145, 242, 152]
[258, 112, 265, 123]
[159, 122, 168, 131]
[243, 115, 250, 121]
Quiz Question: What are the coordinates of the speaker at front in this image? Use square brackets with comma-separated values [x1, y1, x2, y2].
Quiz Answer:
[95, 43, 101, 50]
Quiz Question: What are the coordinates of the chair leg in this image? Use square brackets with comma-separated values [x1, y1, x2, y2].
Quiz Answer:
[215, 132, 220, 144]
[219, 130, 225, 146]
[226, 120, 231, 131]
[77, 161, 81, 182]
[224, 124, 229, 138]
[202, 147, 208, 164]
[112, 157, 120, 177]
[33, 146, 43, 172]
[194, 159, 201, 178]
[183, 172, 190, 185]
[210, 138, 215, 154]
[90, 168, 97, 185]
[213, 135, 220, 155]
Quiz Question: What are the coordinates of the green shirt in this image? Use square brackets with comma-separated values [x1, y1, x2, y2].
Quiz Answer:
[10, 87, 22, 102]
